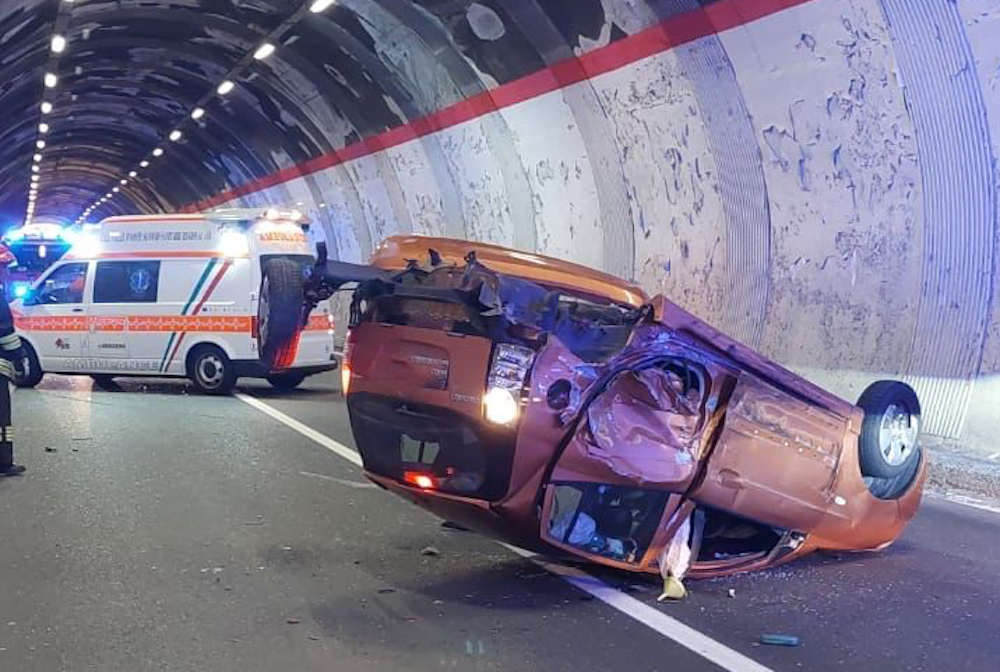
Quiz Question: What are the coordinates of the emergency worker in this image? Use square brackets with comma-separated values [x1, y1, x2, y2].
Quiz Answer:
[0, 243, 27, 476]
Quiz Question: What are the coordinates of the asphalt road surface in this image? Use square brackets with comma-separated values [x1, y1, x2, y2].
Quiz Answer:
[1, 373, 997, 671]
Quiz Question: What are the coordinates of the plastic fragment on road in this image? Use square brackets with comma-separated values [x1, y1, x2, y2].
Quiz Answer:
[656, 515, 692, 602]
[759, 634, 800, 647]
[421, 546, 441, 557]
[657, 575, 687, 602]
[727, 588, 737, 598]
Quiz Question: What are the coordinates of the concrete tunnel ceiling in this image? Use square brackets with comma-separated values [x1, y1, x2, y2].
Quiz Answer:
[2, 0, 1000, 448]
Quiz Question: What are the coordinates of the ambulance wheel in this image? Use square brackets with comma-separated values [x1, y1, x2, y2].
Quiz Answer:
[188, 345, 237, 395]
[13, 342, 43, 388]
[90, 374, 117, 389]
[266, 372, 306, 390]
[258, 258, 304, 368]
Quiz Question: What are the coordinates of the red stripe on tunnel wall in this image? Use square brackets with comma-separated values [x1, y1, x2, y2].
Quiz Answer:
[182, 0, 816, 214]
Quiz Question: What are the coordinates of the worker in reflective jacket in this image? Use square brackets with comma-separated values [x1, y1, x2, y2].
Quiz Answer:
[0, 243, 27, 476]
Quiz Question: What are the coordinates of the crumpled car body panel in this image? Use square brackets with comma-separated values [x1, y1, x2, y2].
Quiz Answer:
[314, 236, 927, 579]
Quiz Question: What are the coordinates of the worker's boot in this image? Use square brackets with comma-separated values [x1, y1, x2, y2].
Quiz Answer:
[0, 431, 24, 477]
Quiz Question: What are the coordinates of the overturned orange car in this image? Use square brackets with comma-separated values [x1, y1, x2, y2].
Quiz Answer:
[305, 236, 926, 579]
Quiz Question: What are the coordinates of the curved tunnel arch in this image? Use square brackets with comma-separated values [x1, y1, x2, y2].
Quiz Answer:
[1, 0, 999, 447]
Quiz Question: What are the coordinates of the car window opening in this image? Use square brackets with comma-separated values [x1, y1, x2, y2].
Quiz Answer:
[693, 506, 784, 563]
[547, 483, 671, 564]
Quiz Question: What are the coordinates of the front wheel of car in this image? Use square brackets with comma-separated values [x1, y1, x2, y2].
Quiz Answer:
[13, 342, 43, 388]
[857, 381, 921, 479]
[188, 345, 237, 395]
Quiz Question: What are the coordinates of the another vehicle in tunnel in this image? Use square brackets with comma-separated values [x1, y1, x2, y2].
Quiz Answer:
[305, 236, 927, 579]
[10, 208, 337, 394]
[2, 222, 73, 301]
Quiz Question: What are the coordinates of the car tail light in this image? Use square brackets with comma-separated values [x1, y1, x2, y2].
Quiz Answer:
[403, 471, 437, 490]
[484, 344, 535, 425]
[341, 330, 354, 395]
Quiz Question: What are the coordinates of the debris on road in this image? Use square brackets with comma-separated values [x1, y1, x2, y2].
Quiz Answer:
[727, 588, 737, 598]
[421, 546, 441, 557]
[657, 575, 687, 602]
[44, 446, 57, 453]
[760, 634, 800, 647]
[286, 618, 301, 625]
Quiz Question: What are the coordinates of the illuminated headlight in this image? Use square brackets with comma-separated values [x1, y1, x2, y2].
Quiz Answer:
[484, 343, 535, 425]
[219, 228, 249, 257]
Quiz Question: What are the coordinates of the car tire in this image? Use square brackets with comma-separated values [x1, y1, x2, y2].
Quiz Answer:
[188, 345, 237, 395]
[12, 342, 43, 388]
[857, 381, 921, 479]
[258, 258, 305, 368]
[91, 374, 116, 388]
[266, 372, 307, 391]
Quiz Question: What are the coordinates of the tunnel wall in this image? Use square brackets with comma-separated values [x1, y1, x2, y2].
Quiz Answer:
[199, 0, 1000, 449]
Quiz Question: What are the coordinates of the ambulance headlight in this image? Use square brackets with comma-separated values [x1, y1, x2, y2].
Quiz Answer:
[220, 229, 249, 257]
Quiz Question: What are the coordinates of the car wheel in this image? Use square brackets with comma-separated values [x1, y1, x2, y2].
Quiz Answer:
[188, 345, 237, 395]
[857, 381, 921, 479]
[266, 372, 307, 391]
[12, 342, 43, 388]
[91, 374, 116, 388]
[258, 258, 305, 368]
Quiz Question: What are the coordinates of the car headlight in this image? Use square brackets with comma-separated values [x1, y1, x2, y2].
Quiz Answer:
[484, 343, 535, 425]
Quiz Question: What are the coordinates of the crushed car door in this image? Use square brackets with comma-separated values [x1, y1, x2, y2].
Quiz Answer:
[538, 357, 712, 571]
[690, 373, 846, 532]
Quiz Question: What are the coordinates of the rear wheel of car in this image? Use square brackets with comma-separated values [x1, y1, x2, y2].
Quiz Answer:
[857, 381, 921, 479]
[258, 258, 304, 368]
[188, 345, 237, 395]
[90, 374, 117, 389]
[12, 342, 42, 388]
[266, 372, 307, 391]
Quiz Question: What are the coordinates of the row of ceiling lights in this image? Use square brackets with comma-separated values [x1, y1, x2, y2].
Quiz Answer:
[74, 0, 339, 226]
[23, 1, 73, 227]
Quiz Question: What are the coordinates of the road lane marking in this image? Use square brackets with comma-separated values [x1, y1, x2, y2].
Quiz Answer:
[238, 392, 777, 672]
[236, 393, 362, 467]
[927, 492, 1000, 516]
[299, 470, 377, 489]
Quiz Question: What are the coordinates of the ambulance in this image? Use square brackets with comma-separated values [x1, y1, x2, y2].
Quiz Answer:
[10, 208, 337, 394]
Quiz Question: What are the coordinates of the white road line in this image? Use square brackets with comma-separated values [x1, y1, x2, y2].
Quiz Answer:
[927, 491, 1000, 516]
[236, 393, 361, 466]
[238, 392, 776, 672]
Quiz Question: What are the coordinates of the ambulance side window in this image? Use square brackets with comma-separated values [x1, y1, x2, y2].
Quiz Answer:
[94, 261, 161, 304]
[27, 263, 88, 305]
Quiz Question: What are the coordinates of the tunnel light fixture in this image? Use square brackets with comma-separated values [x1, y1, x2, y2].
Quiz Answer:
[120, 179, 128, 185]
[33, 153, 42, 163]
[51, 35, 67, 53]
[253, 43, 276, 60]
[169, 130, 183, 142]
[217, 80, 235, 95]
[152, 147, 164, 157]
[310, 0, 336, 13]
[128, 170, 137, 178]
[38, 123, 50, 134]
[31, 165, 40, 174]
[112, 187, 120, 193]
[105, 193, 112, 198]
[44, 72, 58, 88]
[36, 140, 46, 149]
[41, 101, 53, 114]
[31, 175, 40, 183]
[140, 160, 149, 168]
[191, 107, 205, 120]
